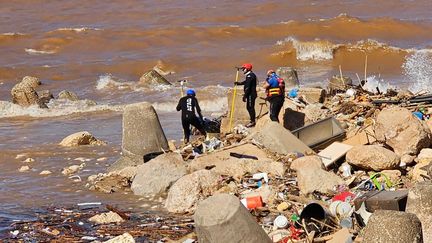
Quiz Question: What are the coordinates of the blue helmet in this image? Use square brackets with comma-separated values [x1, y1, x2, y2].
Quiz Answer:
[186, 89, 195, 96]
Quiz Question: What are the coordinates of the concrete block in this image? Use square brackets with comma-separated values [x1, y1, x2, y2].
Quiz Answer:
[406, 182, 432, 243]
[194, 194, 272, 243]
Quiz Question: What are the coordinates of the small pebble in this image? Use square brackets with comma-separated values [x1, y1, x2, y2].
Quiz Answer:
[39, 170, 52, 175]
[19, 166, 30, 172]
[15, 154, 26, 160]
[23, 158, 35, 163]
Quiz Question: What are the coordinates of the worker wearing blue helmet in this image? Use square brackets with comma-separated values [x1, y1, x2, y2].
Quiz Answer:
[176, 89, 206, 143]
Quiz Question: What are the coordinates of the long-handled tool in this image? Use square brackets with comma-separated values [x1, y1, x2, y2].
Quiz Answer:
[177, 79, 187, 97]
[228, 67, 241, 132]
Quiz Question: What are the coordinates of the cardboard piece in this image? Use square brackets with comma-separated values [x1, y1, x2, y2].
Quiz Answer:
[318, 142, 353, 167]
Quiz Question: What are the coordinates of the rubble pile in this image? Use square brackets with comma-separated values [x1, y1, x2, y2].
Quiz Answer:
[6, 72, 432, 242]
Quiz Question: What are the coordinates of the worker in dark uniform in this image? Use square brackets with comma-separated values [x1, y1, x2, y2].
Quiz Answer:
[176, 89, 206, 143]
[234, 63, 257, 128]
[263, 70, 285, 122]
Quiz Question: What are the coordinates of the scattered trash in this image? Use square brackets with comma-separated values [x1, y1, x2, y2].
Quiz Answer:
[274, 215, 289, 229]
[240, 196, 263, 210]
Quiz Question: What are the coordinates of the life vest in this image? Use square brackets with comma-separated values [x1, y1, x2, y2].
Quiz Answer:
[266, 74, 285, 97]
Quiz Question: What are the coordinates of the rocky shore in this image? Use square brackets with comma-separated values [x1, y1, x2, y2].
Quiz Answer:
[4, 71, 432, 242]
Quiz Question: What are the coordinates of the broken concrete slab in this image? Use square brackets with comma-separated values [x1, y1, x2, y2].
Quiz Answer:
[276, 67, 299, 89]
[292, 117, 345, 149]
[318, 142, 352, 168]
[189, 144, 286, 179]
[363, 210, 422, 243]
[249, 122, 313, 155]
[194, 194, 272, 243]
[297, 87, 326, 104]
[353, 190, 408, 212]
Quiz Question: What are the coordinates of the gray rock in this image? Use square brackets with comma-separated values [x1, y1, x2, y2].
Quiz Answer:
[57, 90, 79, 101]
[346, 145, 400, 171]
[11, 80, 40, 107]
[131, 153, 187, 197]
[194, 194, 272, 243]
[291, 156, 344, 195]
[38, 90, 54, 106]
[21, 76, 41, 88]
[137, 70, 171, 87]
[276, 67, 299, 89]
[363, 210, 422, 243]
[406, 182, 432, 243]
[375, 107, 431, 157]
[165, 170, 221, 214]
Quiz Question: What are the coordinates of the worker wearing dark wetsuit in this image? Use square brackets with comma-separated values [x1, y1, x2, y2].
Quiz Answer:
[234, 63, 257, 127]
[176, 89, 206, 143]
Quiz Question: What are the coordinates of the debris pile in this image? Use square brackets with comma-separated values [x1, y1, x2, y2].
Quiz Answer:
[6, 71, 432, 242]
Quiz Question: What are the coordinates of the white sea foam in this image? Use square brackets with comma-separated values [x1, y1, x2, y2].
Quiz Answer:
[24, 48, 56, 55]
[96, 74, 173, 92]
[1, 32, 25, 36]
[0, 100, 124, 119]
[362, 76, 393, 94]
[54, 27, 101, 33]
[403, 51, 432, 93]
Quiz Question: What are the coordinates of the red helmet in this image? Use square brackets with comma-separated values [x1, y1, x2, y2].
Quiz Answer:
[241, 63, 252, 71]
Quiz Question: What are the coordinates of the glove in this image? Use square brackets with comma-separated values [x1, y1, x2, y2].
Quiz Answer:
[242, 96, 247, 102]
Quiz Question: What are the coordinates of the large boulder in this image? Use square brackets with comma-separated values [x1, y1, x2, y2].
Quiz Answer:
[137, 70, 171, 87]
[131, 153, 187, 197]
[363, 210, 423, 243]
[291, 156, 344, 195]
[375, 107, 431, 157]
[346, 145, 400, 171]
[165, 170, 221, 214]
[249, 122, 313, 155]
[406, 182, 432, 243]
[59, 131, 106, 147]
[189, 144, 286, 179]
[194, 194, 272, 243]
[109, 102, 169, 171]
[21, 76, 41, 88]
[57, 90, 79, 101]
[11, 80, 40, 107]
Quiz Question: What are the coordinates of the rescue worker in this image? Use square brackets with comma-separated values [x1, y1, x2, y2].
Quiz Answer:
[234, 63, 257, 128]
[176, 89, 206, 143]
[263, 70, 285, 122]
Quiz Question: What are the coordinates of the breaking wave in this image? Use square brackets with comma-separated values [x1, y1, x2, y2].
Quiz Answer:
[54, 27, 101, 33]
[275, 37, 414, 61]
[0, 100, 124, 119]
[95, 74, 172, 92]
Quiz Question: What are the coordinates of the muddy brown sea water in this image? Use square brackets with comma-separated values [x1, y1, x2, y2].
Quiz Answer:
[1, 0, 432, 236]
